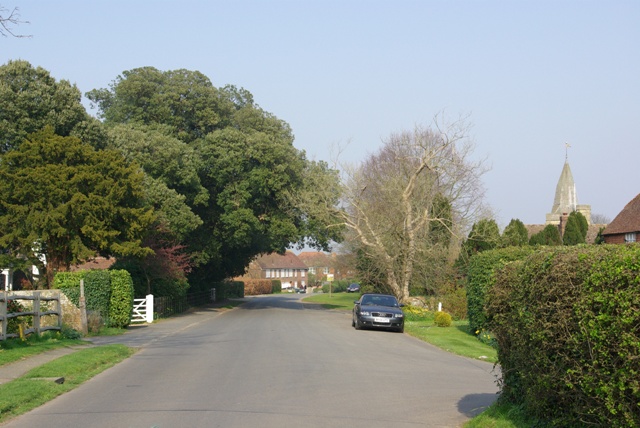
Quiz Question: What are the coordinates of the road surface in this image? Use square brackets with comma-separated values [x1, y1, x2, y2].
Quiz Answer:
[6, 294, 499, 427]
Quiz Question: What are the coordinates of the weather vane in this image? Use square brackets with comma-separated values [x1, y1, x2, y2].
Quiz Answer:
[565, 142, 571, 161]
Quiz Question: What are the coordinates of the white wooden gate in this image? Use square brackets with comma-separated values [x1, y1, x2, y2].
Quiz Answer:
[131, 294, 154, 323]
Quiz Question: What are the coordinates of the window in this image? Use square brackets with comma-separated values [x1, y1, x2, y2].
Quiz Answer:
[301, 270, 305, 277]
[323, 267, 329, 274]
[309, 267, 315, 274]
[265, 269, 271, 278]
[625, 232, 637, 243]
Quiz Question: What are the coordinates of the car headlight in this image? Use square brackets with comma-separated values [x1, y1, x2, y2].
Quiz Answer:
[360, 311, 370, 316]
[395, 313, 404, 318]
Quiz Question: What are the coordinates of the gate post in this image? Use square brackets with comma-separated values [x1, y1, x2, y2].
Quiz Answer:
[145, 294, 154, 323]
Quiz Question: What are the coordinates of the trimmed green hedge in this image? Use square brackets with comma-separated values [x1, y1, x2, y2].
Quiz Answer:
[466, 246, 534, 333]
[487, 245, 640, 427]
[109, 270, 134, 328]
[53, 269, 135, 328]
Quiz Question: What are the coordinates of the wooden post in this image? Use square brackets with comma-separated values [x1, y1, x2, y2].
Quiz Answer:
[33, 291, 41, 335]
[79, 280, 88, 335]
[1, 291, 6, 340]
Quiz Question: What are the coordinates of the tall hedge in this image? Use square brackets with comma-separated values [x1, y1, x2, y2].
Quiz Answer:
[487, 245, 640, 427]
[108, 270, 134, 328]
[54, 269, 135, 328]
[466, 246, 534, 333]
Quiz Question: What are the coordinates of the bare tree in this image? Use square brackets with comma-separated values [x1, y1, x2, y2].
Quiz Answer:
[0, 6, 30, 38]
[337, 116, 488, 301]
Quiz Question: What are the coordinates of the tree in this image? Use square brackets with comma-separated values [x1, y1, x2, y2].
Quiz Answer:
[0, 6, 29, 38]
[563, 212, 586, 245]
[501, 218, 529, 247]
[328, 117, 488, 302]
[88, 67, 342, 285]
[529, 224, 562, 246]
[0, 60, 97, 154]
[0, 127, 154, 287]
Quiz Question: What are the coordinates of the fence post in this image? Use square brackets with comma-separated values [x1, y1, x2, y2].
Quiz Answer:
[33, 291, 41, 335]
[1, 291, 6, 340]
[79, 280, 88, 335]
[145, 294, 154, 323]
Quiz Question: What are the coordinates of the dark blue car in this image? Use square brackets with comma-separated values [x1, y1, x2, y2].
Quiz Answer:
[352, 293, 404, 333]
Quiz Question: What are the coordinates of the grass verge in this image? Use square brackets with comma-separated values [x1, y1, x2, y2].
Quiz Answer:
[302, 291, 359, 310]
[404, 321, 498, 364]
[0, 334, 85, 367]
[0, 345, 135, 424]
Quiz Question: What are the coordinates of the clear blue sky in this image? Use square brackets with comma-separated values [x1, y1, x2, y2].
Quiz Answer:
[3, 1, 639, 227]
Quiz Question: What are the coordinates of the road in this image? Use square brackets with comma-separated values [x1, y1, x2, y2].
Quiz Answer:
[5, 294, 499, 428]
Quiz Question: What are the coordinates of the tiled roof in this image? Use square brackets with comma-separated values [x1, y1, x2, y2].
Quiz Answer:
[254, 251, 308, 270]
[602, 193, 640, 235]
[296, 251, 331, 267]
[70, 257, 116, 271]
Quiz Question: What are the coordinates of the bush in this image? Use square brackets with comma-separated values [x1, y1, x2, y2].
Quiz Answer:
[243, 279, 272, 296]
[402, 305, 432, 321]
[271, 280, 281, 293]
[108, 269, 134, 328]
[487, 245, 640, 427]
[434, 311, 452, 327]
[466, 246, 534, 334]
[322, 281, 347, 293]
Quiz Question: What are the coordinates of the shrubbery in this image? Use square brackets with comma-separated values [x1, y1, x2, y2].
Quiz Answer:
[434, 311, 452, 327]
[243, 279, 273, 295]
[53, 269, 135, 328]
[466, 246, 534, 333]
[321, 280, 348, 293]
[487, 245, 640, 427]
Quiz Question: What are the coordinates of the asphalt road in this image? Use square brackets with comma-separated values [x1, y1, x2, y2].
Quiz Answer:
[5, 294, 499, 428]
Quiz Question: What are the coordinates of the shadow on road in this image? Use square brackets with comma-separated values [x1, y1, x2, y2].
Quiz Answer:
[457, 392, 498, 418]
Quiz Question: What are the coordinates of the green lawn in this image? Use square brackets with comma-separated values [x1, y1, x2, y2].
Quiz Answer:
[0, 344, 135, 423]
[0, 333, 86, 366]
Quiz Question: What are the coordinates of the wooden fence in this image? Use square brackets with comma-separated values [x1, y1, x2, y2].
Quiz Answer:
[0, 291, 62, 340]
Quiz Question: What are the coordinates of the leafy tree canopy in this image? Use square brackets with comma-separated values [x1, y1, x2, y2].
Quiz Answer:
[0, 127, 154, 287]
[88, 66, 341, 283]
[0, 60, 101, 153]
[501, 218, 529, 247]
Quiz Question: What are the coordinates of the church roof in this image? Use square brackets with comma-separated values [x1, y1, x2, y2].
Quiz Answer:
[550, 162, 577, 215]
[602, 193, 640, 235]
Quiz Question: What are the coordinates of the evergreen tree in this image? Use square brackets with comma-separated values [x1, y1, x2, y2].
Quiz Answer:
[501, 218, 529, 247]
[563, 214, 586, 245]
[529, 224, 562, 246]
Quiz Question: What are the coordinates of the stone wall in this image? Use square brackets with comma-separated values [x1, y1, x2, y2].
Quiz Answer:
[7, 290, 81, 330]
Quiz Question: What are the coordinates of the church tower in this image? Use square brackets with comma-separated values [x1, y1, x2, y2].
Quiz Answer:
[545, 147, 591, 225]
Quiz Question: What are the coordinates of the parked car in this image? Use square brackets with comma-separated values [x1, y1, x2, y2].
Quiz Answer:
[352, 293, 404, 333]
[346, 283, 360, 293]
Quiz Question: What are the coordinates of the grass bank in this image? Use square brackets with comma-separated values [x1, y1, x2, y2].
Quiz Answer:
[0, 344, 134, 423]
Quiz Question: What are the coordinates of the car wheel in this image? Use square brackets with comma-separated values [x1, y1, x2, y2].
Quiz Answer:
[354, 317, 361, 330]
[352, 316, 355, 327]
[397, 325, 404, 333]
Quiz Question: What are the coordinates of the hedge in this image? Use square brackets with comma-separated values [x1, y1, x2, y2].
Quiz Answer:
[486, 245, 640, 427]
[466, 246, 534, 333]
[54, 269, 135, 328]
[108, 270, 134, 328]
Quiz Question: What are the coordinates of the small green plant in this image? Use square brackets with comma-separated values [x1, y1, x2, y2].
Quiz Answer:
[475, 328, 497, 348]
[402, 305, 432, 321]
[434, 311, 452, 327]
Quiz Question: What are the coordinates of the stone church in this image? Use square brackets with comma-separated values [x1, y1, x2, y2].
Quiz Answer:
[527, 154, 604, 243]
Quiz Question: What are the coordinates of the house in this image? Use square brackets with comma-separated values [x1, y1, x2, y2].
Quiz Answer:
[297, 251, 332, 286]
[243, 251, 308, 290]
[601, 193, 640, 244]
